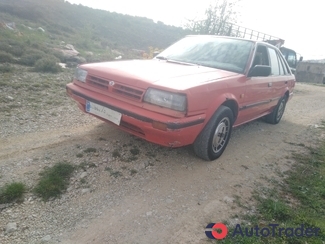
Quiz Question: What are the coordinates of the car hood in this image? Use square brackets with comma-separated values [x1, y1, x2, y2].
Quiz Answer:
[81, 59, 239, 90]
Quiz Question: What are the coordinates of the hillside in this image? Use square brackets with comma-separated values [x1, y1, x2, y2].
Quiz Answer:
[0, 0, 191, 50]
[0, 0, 192, 69]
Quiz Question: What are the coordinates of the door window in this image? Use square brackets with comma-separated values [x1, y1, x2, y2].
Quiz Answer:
[268, 48, 280, 75]
[252, 45, 269, 67]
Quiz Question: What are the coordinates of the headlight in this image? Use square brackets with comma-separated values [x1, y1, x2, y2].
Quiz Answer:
[74, 68, 88, 82]
[143, 88, 187, 112]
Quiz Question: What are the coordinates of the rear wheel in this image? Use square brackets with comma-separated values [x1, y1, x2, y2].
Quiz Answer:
[265, 96, 287, 124]
[193, 106, 234, 161]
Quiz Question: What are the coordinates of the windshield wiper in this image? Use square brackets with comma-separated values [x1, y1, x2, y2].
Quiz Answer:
[155, 56, 196, 66]
[166, 59, 197, 66]
[155, 56, 168, 60]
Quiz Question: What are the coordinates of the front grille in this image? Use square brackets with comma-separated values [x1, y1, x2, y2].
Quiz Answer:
[87, 75, 144, 101]
[87, 76, 109, 90]
[112, 84, 144, 101]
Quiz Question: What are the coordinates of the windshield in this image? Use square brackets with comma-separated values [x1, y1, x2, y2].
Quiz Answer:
[156, 36, 253, 73]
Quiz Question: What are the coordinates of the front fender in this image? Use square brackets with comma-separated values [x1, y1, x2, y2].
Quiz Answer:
[194, 93, 239, 133]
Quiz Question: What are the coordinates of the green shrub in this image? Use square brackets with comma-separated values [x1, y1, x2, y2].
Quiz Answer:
[51, 50, 66, 63]
[0, 51, 14, 63]
[10, 45, 25, 57]
[34, 56, 62, 73]
[33, 162, 74, 201]
[0, 182, 26, 204]
[0, 42, 11, 53]
[19, 49, 47, 66]
[0, 41, 25, 57]
[0, 63, 14, 73]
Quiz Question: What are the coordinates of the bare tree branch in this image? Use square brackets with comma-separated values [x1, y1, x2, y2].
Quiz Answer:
[185, 0, 241, 36]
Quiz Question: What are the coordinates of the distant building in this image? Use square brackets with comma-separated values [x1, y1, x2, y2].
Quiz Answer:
[295, 61, 325, 84]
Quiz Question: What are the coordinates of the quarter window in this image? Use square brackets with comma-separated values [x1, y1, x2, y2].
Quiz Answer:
[278, 52, 291, 74]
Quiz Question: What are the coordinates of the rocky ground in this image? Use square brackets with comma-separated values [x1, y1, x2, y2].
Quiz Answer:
[0, 67, 325, 244]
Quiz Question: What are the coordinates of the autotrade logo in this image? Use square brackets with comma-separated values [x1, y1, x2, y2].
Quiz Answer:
[205, 223, 228, 240]
[205, 223, 320, 240]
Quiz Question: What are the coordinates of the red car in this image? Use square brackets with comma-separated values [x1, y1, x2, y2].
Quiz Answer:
[66, 36, 295, 161]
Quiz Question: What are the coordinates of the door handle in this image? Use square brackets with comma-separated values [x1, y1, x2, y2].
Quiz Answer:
[285, 81, 288, 84]
[268, 82, 272, 87]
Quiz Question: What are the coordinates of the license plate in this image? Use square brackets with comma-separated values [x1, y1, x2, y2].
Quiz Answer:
[86, 101, 122, 125]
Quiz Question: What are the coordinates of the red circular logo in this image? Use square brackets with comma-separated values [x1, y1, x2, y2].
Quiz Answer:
[211, 223, 228, 240]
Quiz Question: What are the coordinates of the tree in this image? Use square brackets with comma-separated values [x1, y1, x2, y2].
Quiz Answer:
[185, 0, 241, 36]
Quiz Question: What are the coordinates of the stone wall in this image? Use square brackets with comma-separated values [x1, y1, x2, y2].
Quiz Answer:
[295, 62, 325, 84]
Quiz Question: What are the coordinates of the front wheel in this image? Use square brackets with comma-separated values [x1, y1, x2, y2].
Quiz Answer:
[265, 96, 287, 124]
[193, 106, 234, 161]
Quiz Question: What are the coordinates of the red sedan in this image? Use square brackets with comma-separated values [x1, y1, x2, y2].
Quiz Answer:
[66, 36, 295, 160]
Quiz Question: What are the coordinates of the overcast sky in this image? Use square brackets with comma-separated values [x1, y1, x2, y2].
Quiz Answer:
[66, 0, 324, 60]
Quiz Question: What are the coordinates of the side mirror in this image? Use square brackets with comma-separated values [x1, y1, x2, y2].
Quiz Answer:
[299, 57, 303, 62]
[248, 65, 271, 77]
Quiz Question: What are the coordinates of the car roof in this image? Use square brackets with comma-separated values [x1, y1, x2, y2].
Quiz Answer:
[184, 35, 279, 49]
[185, 35, 255, 42]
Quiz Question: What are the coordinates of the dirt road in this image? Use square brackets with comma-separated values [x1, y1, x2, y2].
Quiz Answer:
[0, 83, 324, 244]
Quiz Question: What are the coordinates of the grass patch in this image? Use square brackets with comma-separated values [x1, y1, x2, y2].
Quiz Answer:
[76, 153, 83, 158]
[130, 169, 137, 176]
[105, 166, 112, 172]
[123, 155, 138, 162]
[145, 151, 157, 158]
[105, 167, 122, 178]
[130, 147, 140, 156]
[0, 182, 26, 204]
[112, 149, 121, 158]
[110, 171, 122, 178]
[285, 141, 306, 147]
[33, 162, 74, 201]
[84, 148, 97, 153]
[219, 130, 325, 243]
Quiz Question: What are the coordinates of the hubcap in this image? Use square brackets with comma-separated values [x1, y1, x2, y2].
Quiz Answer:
[212, 117, 230, 153]
[276, 99, 285, 121]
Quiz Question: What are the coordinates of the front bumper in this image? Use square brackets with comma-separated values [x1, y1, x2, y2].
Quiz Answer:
[66, 83, 206, 147]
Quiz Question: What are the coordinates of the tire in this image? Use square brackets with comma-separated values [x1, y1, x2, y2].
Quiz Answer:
[265, 96, 287, 124]
[193, 106, 234, 161]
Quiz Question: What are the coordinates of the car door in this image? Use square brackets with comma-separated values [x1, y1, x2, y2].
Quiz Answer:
[267, 46, 293, 110]
[236, 44, 273, 125]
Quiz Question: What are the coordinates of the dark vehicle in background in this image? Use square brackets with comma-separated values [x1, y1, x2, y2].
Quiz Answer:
[280, 47, 303, 74]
